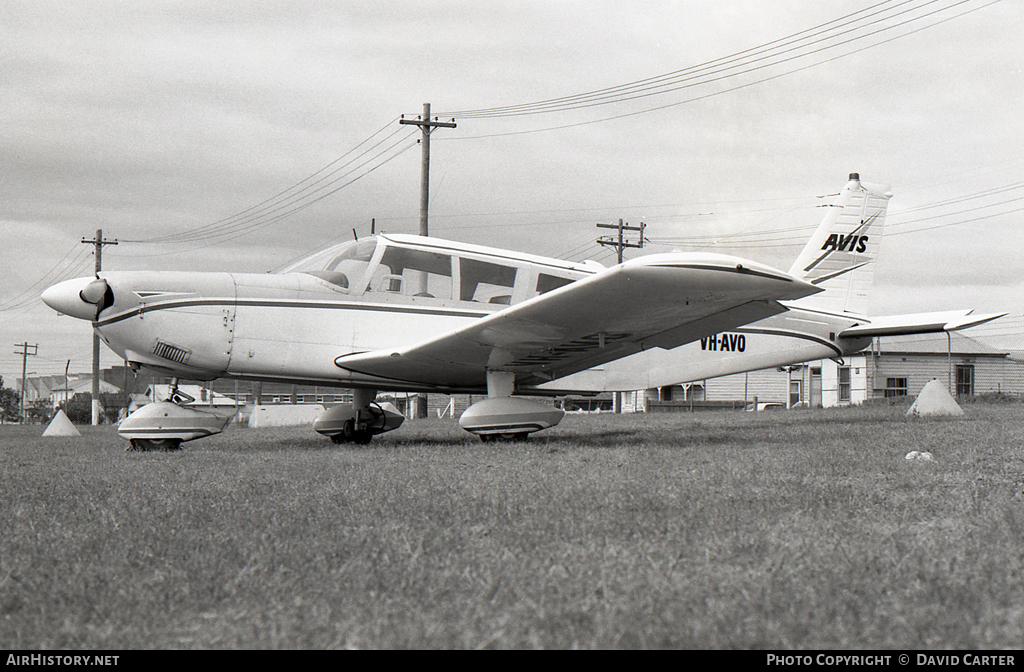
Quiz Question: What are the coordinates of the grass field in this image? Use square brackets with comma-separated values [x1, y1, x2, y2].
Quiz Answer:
[3, 400, 1024, 649]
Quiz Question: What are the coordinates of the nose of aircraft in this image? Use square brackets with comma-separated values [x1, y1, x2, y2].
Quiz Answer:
[41, 276, 112, 321]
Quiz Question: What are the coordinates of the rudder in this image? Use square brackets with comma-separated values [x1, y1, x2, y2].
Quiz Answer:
[787, 173, 891, 316]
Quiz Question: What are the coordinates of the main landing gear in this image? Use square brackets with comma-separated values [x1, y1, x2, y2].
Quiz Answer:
[312, 388, 405, 445]
[477, 431, 532, 443]
[118, 378, 233, 452]
[127, 437, 183, 452]
[458, 371, 565, 442]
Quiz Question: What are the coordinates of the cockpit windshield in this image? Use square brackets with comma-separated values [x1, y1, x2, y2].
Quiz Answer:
[280, 237, 380, 290]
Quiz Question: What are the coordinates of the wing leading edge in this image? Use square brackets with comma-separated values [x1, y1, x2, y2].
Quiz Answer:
[334, 252, 820, 390]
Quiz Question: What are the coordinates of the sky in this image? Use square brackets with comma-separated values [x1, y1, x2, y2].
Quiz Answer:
[2, 0, 1023, 385]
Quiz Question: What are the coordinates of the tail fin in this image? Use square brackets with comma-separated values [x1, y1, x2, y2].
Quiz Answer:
[787, 173, 892, 316]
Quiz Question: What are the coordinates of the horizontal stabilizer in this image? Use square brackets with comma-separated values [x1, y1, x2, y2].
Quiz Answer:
[838, 310, 1005, 339]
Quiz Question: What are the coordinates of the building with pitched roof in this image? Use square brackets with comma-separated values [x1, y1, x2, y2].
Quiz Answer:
[624, 333, 1024, 411]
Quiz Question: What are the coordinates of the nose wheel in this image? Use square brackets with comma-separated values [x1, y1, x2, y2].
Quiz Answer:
[117, 378, 233, 452]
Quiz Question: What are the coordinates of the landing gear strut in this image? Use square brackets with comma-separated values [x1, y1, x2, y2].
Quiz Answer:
[167, 378, 195, 405]
[459, 371, 564, 441]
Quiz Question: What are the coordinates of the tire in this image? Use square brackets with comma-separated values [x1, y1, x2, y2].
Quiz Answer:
[127, 438, 183, 452]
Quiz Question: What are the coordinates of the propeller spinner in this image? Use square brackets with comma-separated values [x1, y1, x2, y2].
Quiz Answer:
[41, 276, 113, 320]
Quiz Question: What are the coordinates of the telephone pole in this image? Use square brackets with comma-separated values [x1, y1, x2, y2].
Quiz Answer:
[399, 103, 457, 237]
[81, 229, 117, 425]
[596, 219, 646, 413]
[596, 219, 646, 264]
[14, 342, 38, 424]
[399, 103, 456, 419]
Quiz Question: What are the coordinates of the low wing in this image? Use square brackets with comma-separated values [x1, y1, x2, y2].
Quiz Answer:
[838, 309, 1006, 338]
[335, 252, 820, 389]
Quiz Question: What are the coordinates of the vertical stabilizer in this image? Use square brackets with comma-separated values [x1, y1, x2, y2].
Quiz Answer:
[787, 173, 891, 316]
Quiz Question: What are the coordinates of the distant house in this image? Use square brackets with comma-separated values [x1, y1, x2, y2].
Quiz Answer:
[623, 333, 1024, 411]
[19, 374, 121, 409]
[18, 375, 63, 405]
[819, 332, 1024, 406]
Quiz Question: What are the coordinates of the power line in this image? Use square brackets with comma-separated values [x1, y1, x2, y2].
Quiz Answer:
[0, 243, 90, 312]
[441, 0, 1000, 138]
[890, 180, 1024, 217]
[596, 219, 646, 263]
[0, 254, 94, 322]
[120, 118, 410, 246]
[124, 117, 400, 243]
[447, 0, 916, 118]
[112, 136, 419, 257]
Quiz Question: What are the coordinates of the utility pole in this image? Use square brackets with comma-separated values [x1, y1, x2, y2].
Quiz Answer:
[399, 103, 457, 238]
[596, 219, 646, 413]
[14, 342, 38, 424]
[81, 229, 117, 425]
[596, 219, 646, 264]
[399, 103, 456, 419]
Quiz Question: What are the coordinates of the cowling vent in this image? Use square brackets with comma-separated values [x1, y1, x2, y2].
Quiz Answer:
[153, 340, 191, 365]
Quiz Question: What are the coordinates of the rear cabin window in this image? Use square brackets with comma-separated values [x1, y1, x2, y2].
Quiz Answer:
[368, 247, 453, 299]
[536, 273, 574, 294]
[460, 258, 517, 304]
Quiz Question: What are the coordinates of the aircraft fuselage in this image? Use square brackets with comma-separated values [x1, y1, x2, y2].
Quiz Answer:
[76, 269, 868, 394]
[89, 269, 494, 390]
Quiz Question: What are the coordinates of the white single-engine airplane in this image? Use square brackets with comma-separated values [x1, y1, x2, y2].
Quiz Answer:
[42, 173, 1002, 450]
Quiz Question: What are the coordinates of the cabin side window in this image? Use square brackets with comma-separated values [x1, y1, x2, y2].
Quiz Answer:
[536, 273, 574, 294]
[460, 258, 517, 304]
[368, 247, 454, 299]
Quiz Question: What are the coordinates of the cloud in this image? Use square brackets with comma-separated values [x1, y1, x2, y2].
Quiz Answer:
[3, 0, 1022, 380]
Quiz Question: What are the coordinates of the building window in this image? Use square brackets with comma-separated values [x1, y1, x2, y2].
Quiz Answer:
[789, 379, 802, 407]
[838, 366, 851, 403]
[956, 365, 975, 397]
[885, 377, 908, 398]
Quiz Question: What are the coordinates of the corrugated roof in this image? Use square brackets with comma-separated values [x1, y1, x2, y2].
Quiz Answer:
[874, 332, 1006, 356]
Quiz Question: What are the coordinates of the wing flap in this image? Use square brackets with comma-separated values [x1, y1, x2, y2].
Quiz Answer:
[336, 252, 819, 388]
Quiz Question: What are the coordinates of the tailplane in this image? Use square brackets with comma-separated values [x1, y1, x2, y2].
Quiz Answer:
[787, 173, 892, 316]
